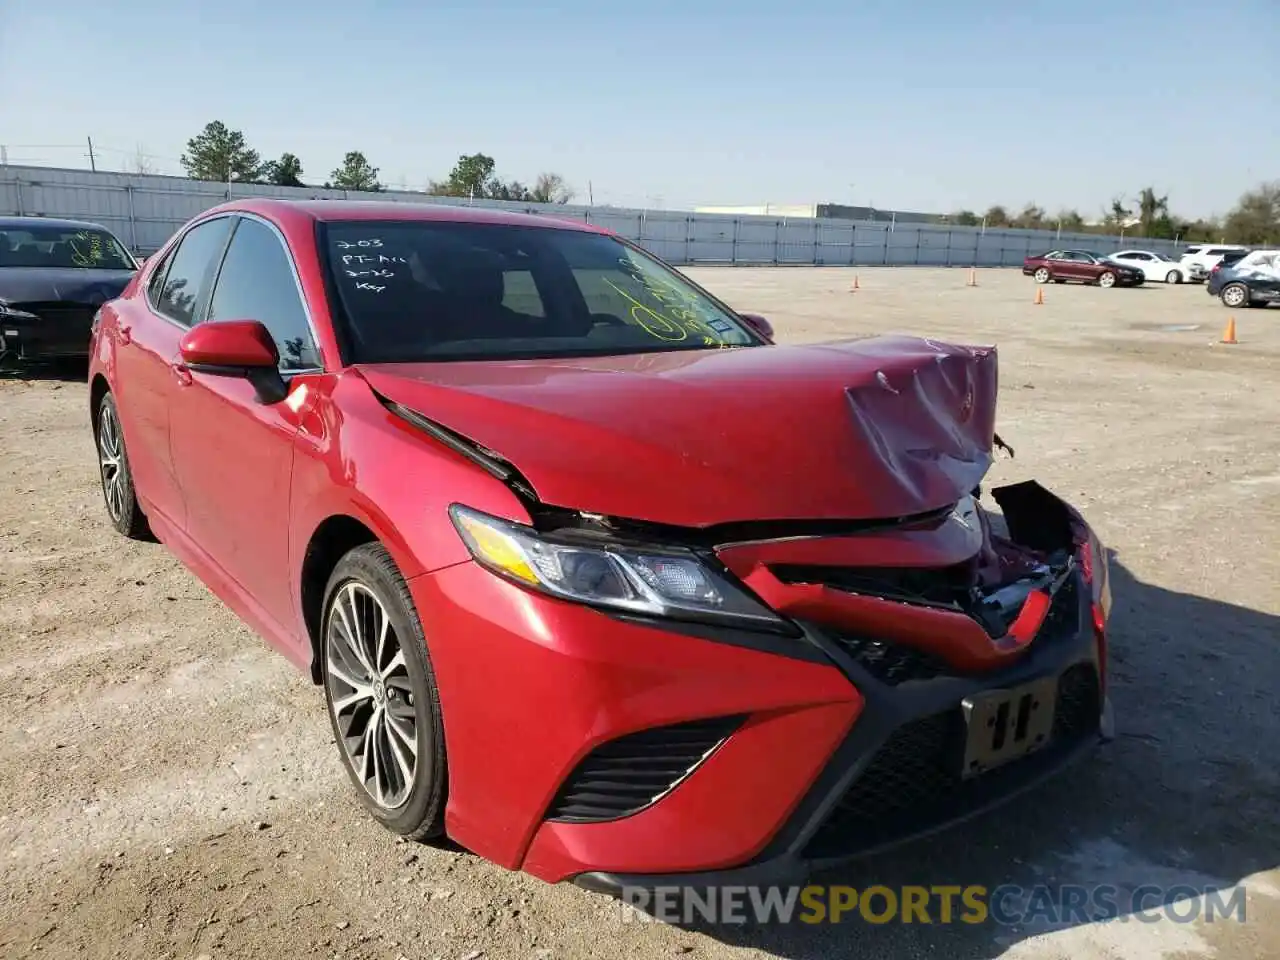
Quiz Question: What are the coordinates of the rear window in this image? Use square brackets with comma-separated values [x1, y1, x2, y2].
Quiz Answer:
[0, 223, 135, 270]
[320, 220, 763, 363]
[1182, 247, 1203, 255]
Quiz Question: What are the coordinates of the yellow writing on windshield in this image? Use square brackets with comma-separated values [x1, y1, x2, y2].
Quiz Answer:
[607, 260, 737, 345]
[602, 277, 689, 341]
[69, 231, 105, 267]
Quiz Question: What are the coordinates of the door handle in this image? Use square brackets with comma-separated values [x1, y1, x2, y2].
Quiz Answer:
[170, 361, 192, 386]
[118, 325, 132, 345]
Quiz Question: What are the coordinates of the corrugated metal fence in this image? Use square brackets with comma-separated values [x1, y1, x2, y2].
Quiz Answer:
[0, 164, 1187, 266]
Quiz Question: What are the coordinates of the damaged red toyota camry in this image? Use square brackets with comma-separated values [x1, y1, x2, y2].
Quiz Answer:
[88, 199, 1114, 893]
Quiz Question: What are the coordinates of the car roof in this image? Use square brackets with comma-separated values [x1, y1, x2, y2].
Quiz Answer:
[215, 197, 607, 234]
[0, 215, 115, 231]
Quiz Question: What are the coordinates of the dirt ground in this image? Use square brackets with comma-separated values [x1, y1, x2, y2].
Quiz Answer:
[2, 266, 1278, 960]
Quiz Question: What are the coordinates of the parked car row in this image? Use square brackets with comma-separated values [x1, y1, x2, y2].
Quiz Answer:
[1022, 243, 1277, 305]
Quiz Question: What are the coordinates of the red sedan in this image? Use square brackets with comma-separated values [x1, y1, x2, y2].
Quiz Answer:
[88, 199, 1114, 893]
[1022, 249, 1145, 287]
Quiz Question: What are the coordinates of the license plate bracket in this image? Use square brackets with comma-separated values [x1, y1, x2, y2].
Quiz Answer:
[959, 676, 1057, 779]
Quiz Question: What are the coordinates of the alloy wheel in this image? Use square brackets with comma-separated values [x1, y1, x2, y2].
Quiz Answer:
[1222, 285, 1247, 307]
[97, 402, 126, 523]
[1166, 270, 1181, 284]
[1099, 272, 1116, 288]
[1034, 267, 1050, 283]
[325, 581, 418, 810]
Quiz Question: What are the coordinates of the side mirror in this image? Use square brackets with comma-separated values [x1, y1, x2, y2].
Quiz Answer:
[739, 312, 775, 342]
[178, 320, 287, 404]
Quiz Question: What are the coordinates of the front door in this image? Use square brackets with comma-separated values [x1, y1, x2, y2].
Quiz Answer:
[168, 214, 325, 657]
[112, 215, 235, 531]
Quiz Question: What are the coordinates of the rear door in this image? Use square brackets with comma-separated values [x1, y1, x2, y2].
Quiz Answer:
[111, 215, 234, 530]
[167, 214, 324, 651]
[1056, 252, 1090, 280]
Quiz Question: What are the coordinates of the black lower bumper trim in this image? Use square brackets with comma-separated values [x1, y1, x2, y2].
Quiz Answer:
[573, 718, 1104, 897]
[572, 571, 1109, 896]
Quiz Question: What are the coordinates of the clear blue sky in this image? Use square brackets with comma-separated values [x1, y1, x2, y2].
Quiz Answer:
[1, 0, 1276, 218]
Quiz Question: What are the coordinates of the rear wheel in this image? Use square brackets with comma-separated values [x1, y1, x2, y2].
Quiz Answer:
[1098, 271, 1117, 288]
[95, 392, 150, 539]
[321, 542, 447, 839]
[1033, 267, 1051, 283]
[1165, 270, 1182, 284]
[1221, 283, 1249, 308]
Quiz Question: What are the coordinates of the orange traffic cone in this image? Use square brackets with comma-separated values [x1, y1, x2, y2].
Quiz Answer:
[1221, 316, 1237, 344]
[1034, 287, 1044, 305]
[850, 275, 860, 292]
[967, 267, 978, 287]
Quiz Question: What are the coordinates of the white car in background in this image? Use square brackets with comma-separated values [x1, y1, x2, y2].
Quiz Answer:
[1106, 249, 1188, 283]
[1178, 244, 1249, 283]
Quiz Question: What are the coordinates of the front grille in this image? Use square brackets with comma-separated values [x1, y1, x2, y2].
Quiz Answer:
[1040, 575, 1079, 640]
[802, 662, 1101, 858]
[544, 715, 745, 823]
[774, 563, 974, 608]
[827, 633, 954, 685]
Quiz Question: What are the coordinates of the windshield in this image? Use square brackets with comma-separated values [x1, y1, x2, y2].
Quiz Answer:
[320, 220, 763, 362]
[0, 224, 136, 270]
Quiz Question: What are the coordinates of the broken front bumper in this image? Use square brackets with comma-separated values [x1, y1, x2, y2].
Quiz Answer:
[574, 480, 1115, 895]
[575, 567, 1112, 896]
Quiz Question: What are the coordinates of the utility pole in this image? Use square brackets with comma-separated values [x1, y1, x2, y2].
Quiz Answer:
[588, 180, 594, 205]
[87, 136, 97, 171]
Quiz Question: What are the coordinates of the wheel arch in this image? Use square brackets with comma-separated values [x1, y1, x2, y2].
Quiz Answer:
[300, 513, 381, 684]
[89, 373, 111, 431]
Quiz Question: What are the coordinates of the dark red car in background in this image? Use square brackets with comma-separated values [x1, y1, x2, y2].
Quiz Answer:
[1022, 249, 1145, 288]
[88, 199, 1114, 894]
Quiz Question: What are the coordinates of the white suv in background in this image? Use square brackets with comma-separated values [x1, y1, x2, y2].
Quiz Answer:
[1179, 244, 1248, 283]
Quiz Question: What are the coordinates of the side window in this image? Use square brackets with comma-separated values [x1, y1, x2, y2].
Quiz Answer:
[1128, 252, 1151, 261]
[207, 218, 320, 371]
[157, 218, 233, 326]
[145, 248, 174, 304]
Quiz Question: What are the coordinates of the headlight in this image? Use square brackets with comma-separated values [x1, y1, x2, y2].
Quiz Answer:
[448, 504, 786, 631]
[0, 302, 38, 321]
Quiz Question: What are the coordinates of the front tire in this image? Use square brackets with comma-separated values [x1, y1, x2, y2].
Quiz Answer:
[95, 392, 151, 539]
[1098, 271, 1117, 288]
[1033, 267, 1051, 283]
[321, 542, 447, 840]
[1221, 283, 1249, 308]
[1166, 270, 1182, 284]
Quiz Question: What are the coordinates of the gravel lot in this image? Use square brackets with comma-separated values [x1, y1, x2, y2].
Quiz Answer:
[2, 266, 1278, 960]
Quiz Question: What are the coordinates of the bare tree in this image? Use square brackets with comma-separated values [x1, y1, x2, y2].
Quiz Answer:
[131, 145, 156, 175]
[531, 172, 574, 204]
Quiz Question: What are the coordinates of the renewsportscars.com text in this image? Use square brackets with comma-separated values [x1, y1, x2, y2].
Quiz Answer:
[618, 883, 1248, 927]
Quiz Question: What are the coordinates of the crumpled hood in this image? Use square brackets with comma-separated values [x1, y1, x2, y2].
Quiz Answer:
[356, 335, 999, 527]
[0, 267, 136, 307]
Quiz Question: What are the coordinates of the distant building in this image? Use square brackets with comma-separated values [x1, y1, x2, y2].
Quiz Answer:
[694, 202, 942, 224]
[694, 204, 819, 218]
